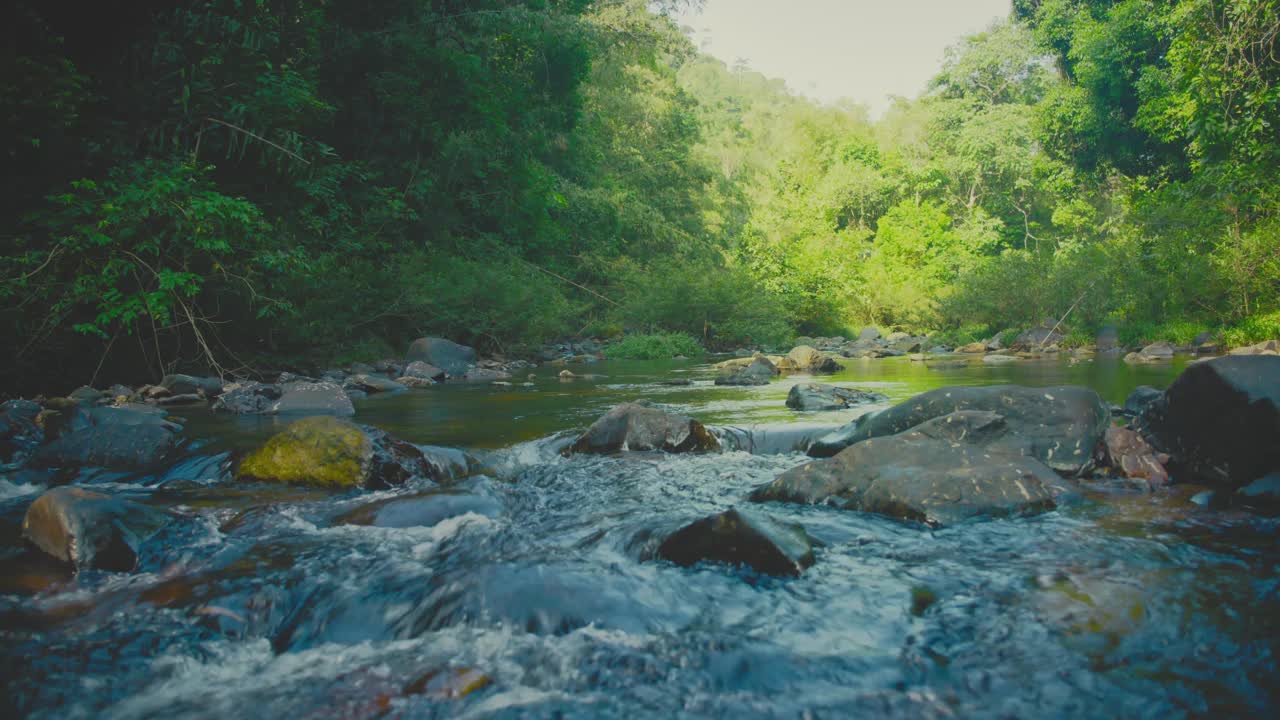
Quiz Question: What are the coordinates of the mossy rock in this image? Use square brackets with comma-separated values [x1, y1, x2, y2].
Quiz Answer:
[237, 416, 374, 488]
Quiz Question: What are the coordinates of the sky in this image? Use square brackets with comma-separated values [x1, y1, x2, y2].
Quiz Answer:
[673, 0, 1012, 116]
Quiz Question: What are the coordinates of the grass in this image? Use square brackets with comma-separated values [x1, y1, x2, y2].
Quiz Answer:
[604, 332, 705, 360]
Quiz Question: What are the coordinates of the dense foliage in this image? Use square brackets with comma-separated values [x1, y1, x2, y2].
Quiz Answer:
[2, 0, 1277, 392]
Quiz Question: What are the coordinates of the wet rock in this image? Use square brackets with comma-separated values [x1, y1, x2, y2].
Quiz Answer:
[809, 384, 1109, 477]
[236, 416, 434, 490]
[275, 371, 316, 385]
[160, 374, 224, 397]
[1123, 385, 1163, 417]
[22, 487, 169, 571]
[402, 360, 446, 381]
[786, 345, 841, 373]
[1236, 472, 1280, 513]
[405, 337, 477, 378]
[462, 368, 511, 383]
[957, 342, 988, 353]
[396, 376, 436, 389]
[68, 386, 108, 405]
[1102, 426, 1170, 489]
[1010, 326, 1063, 350]
[752, 411, 1060, 527]
[212, 381, 283, 414]
[271, 381, 355, 416]
[982, 354, 1021, 364]
[336, 489, 501, 528]
[33, 411, 179, 471]
[657, 507, 815, 577]
[1228, 339, 1279, 356]
[715, 356, 775, 386]
[567, 401, 720, 455]
[404, 667, 492, 699]
[1138, 356, 1279, 487]
[1, 399, 43, 466]
[156, 393, 203, 406]
[1124, 342, 1175, 364]
[345, 374, 407, 394]
[786, 383, 886, 411]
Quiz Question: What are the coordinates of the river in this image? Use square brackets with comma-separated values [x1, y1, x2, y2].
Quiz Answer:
[3, 355, 1277, 718]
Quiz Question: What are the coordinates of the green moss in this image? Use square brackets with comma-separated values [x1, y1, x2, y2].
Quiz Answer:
[236, 416, 372, 488]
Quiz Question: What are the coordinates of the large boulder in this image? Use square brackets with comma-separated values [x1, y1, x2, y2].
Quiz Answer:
[567, 401, 720, 455]
[657, 507, 815, 577]
[786, 345, 841, 373]
[270, 381, 355, 416]
[1124, 342, 1175, 364]
[235, 416, 435, 489]
[1137, 356, 1279, 487]
[405, 337, 477, 378]
[786, 383, 886, 411]
[751, 411, 1061, 527]
[22, 487, 170, 571]
[858, 327, 881, 342]
[808, 384, 1109, 477]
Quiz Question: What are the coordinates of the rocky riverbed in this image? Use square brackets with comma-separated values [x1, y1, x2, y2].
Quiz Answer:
[1, 339, 1278, 718]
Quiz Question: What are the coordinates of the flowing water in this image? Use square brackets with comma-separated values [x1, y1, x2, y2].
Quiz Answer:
[3, 355, 1278, 718]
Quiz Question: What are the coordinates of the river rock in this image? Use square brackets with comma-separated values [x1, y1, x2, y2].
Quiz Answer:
[957, 342, 988, 353]
[22, 487, 170, 571]
[403, 361, 446, 381]
[808, 384, 1109, 477]
[336, 489, 501, 528]
[160, 374, 224, 397]
[715, 356, 775, 386]
[1236, 472, 1280, 512]
[462, 368, 511, 383]
[885, 332, 910, 342]
[33, 412, 179, 472]
[1228, 339, 1279, 356]
[1011, 326, 1063, 350]
[859, 327, 881, 342]
[1125, 342, 1176, 364]
[212, 381, 283, 414]
[1, 399, 43, 466]
[982, 354, 1021, 364]
[786, 345, 841, 373]
[235, 416, 434, 489]
[1102, 426, 1170, 489]
[751, 411, 1060, 527]
[345, 374, 407, 394]
[405, 337, 477, 378]
[1137, 356, 1279, 487]
[396, 376, 436, 389]
[567, 401, 720, 455]
[786, 383, 886, 411]
[271, 381, 355, 416]
[657, 507, 815, 577]
[1123, 386, 1163, 417]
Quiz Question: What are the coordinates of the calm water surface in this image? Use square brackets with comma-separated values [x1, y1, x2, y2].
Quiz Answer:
[4, 355, 1277, 719]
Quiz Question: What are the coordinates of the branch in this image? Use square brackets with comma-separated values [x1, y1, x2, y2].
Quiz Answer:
[203, 117, 310, 165]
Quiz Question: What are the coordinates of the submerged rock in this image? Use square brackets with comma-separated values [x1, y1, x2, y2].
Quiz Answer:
[22, 487, 170, 571]
[752, 411, 1061, 527]
[657, 507, 815, 577]
[1138, 356, 1279, 487]
[808, 384, 1109, 477]
[786, 383, 886, 411]
[236, 416, 435, 489]
[567, 401, 720, 455]
[336, 489, 501, 528]
[405, 337, 477, 378]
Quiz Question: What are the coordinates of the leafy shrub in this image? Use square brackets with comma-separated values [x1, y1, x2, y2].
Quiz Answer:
[1221, 311, 1280, 347]
[604, 333, 704, 359]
